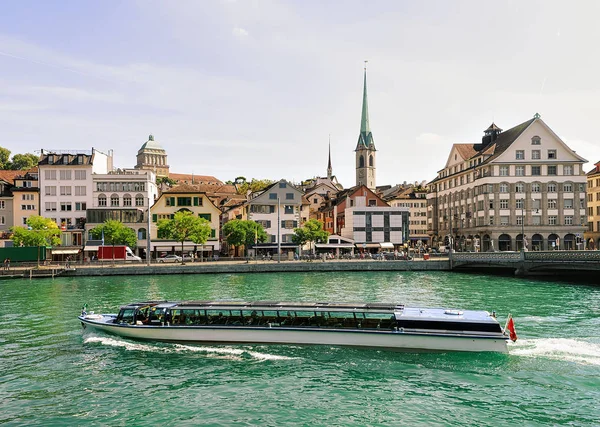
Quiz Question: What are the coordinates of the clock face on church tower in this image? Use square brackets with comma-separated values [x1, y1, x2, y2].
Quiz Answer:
[358, 170, 365, 178]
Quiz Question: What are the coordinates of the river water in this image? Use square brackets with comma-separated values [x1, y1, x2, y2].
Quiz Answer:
[1, 271, 599, 426]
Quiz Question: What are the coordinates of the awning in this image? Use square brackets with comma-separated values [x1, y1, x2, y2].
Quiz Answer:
[52, 249, 80, 255]
[357, 243, 381, 248]
[83, 246, 100, 252]
[315, 243, 355, 249]
[380, 242, 395, 249]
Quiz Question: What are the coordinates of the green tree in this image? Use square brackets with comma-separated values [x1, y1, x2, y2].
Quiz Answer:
[292, 219, 329, 255]
[10, 153, 39, 170]
[235, 178, 273, 195]
[156, 211, 211, 264]
[11, 216, 61, 266]
[221, 219, 267, 256]
[156, 176, 177, 186]
[90, 219, 137, 250]
[0, 147, 11, 169]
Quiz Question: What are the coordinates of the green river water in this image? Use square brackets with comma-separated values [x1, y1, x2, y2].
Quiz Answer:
[1, 271, 599, 426]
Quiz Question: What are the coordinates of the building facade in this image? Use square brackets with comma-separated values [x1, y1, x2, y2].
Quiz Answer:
[11, 168, 40, 229]
[383, 184, 429, 246]
[149, 184, 221, 258]
[85, 169, 158, 256]
[38, 149, 112, 246]
[427, 115, 587, 252]
[585, 161, 600, 249]
[245, 179, 303, 256]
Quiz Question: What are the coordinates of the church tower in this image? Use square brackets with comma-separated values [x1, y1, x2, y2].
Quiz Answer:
[355, 62, 376, 189]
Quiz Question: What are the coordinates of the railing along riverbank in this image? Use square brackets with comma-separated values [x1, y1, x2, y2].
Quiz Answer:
[2, 257, 450, 279]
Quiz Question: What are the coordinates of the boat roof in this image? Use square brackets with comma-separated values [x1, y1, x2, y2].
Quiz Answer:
[397, 307, 498, 324]
[118, 301, 497, 322]
[120, 300, 405, 312]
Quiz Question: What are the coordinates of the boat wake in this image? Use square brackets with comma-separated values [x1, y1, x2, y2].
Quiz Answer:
[510, 338, 600, 366]
[83, 336, 296, 362]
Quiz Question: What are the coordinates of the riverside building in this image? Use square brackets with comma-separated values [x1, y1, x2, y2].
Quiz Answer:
[85, 169, 158, 257]
[585, 161, 600, 249]
[38, 148, 112, 247]
[427, 114, 587, 252]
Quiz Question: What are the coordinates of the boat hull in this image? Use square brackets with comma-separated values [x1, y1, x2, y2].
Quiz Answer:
[79, 316, 508, 353]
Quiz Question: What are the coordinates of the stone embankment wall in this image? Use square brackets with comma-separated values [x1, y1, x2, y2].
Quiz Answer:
[63, 260, 450, 277]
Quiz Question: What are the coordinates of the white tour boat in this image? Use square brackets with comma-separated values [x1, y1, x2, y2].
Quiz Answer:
[78, 300, 517, 353]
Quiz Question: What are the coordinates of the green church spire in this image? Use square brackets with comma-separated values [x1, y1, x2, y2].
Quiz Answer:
[360, 66, 370, 134]
[355, 61, 376, 151]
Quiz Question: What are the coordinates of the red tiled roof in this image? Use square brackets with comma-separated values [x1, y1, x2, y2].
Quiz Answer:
[169, 173, 223, 185]
[0, 170, 21, 184]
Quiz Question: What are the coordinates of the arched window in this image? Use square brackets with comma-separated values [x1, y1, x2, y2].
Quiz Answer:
[369, 155, 374, 167]
[123, 194, 132, 207]
[98, 194, 107, 207]
[135, 194, 144, 206]
[359, 155, 365, 168]
[138, 228, 147, 240]
[531, 136, 541, 145]
[111, 194, 119, 207]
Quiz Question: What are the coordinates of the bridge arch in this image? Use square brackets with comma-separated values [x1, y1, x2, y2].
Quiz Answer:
[482, 234, 491, 252]
[498, 234, 511, 251]
[531, 234, 543, 251]
[563, 234, 575, 250]
[516, 234, 526, 251]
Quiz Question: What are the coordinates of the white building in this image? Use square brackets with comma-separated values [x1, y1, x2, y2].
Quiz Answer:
[38, 149, 112, 246]
[85, 169, 158, 256]
[246, 179, 303, 256]
[342, 206, 408, 251]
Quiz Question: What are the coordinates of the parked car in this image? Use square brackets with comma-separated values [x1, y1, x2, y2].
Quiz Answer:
[158, 254, 182, 263]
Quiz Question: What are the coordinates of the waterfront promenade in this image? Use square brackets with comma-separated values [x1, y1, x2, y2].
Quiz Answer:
[2, 250, 599, 280]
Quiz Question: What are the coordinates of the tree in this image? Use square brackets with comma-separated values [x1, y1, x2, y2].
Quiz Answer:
[10, 153, 39, 170]
[89, 220, 138, 248]
[235, 178, 274, 195]
[292, 219, 329, 255]
[0, 147, 10, 169]
[11, 216, 61, 266]
[221, 220, 267, 256]
[156, 176, 177, 186]
[156, 211, 211, 264]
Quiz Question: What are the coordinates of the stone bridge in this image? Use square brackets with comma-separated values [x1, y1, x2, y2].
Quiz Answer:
[451, 250, 600, 276]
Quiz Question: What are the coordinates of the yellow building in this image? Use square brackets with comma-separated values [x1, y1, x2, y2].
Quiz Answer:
[11, 168, 39, 228]
[585, 161, 600, 249]
[149, 184, 221, 258]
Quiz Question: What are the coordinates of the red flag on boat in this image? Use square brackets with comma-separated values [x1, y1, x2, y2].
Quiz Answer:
[506, 315, 518, 342]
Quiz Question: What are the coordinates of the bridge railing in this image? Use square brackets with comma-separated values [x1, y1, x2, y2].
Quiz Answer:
[451, 250, 600, 263]
[524, 250, 600, 262]
[452, 252, 522, 262]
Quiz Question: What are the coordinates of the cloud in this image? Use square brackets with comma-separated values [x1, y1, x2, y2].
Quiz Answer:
[232, 27, 249, 38]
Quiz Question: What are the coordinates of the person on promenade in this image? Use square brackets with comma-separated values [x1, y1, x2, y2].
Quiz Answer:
[6, 258, 10, 271]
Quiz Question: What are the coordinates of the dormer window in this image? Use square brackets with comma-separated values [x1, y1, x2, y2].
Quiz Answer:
[531, 136, 541, 145]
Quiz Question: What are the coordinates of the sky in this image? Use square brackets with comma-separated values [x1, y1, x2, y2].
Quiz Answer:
[1, 0, 599, 188]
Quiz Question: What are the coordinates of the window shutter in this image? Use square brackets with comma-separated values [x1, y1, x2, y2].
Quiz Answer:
[152, 214, 157, 222]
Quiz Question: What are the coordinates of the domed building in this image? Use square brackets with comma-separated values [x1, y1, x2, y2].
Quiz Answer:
[134, 134, 169, 177]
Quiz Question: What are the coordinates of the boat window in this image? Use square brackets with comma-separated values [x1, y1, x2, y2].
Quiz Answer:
[117, 309, 135, 324]
[206, 309, 229, 325]
[148, 307, 165, 325]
